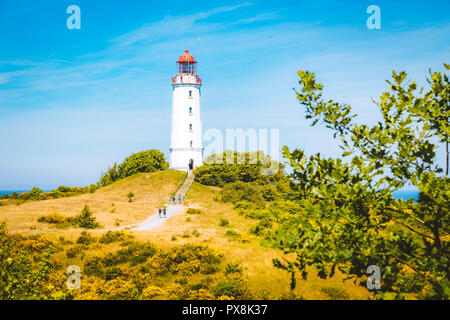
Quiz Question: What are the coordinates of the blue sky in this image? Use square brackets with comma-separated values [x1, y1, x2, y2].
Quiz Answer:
[0, 0, 449, 189]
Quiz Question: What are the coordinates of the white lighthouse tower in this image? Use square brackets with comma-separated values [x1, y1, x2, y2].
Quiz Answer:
[169, 49, 203, 171]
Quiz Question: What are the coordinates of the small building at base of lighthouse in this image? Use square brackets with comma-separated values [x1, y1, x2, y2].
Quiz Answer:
[169, 49, 203, 171]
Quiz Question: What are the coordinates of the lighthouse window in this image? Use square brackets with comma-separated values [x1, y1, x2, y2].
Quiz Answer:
[190, 141, 193, 147]
[189, 124, 193, 131]
[189, 90, 192, 97]
[189, 107, 192, 114]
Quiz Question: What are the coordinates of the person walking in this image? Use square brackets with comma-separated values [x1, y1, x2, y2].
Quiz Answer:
[178, 195, 181, 204]
[158, 208, 162, 218]
[163, 207, 167, 218]
[172, 196, 176, 204]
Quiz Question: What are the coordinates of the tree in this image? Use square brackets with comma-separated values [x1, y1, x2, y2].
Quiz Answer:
[99, 150, 168, 187]
[127, 192, 134, 203]
[76, 205, 99, 229]
[194, 151, 284, 187]
[272, 65, 449, 299]
[28, 187, 42, 200]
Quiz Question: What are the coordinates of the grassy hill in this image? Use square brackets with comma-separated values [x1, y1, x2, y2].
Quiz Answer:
[0, 171, 372, 300]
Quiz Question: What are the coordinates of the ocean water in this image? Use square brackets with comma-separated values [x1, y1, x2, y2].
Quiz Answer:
[392, 190, 419, 201]
[0, 190, 27, 196]
[0, 190, 50, 196]
[0, 189, 420, 200]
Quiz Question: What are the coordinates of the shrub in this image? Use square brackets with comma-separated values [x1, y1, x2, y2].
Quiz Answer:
[99, 231, 133, 244]
[192, 229, 200, 237]
[221, 181, 266, 208]
[105, 267, 124, 280]
[213, 278, 247, 299]
[190, 278, 213, 291]
[76, 231, 96, 245]
[146, 244, 222, 276]
[219, 218, 229, 227]
[249, 219, 273, 236]
[0, 223, 70, 299]
[83, 257, 104, 278]
[320, 287, 350, 300]
[89, 184, 98, 193]
[37, 212, 71, 225]
[199, 264, 219, 274]
[193, 151, 284, 187]
[127, 192, 134, 202]
[123, 242, 157, 266]
[186, 217, 191, 222]
[225, 263, 243, 275]
[141, 286, 166, 299]
[66, 246, 82, 258]
[75, 205, 99, 229]
[225, 230, 240, 239]
[28, 187, 43, 200]
[181, 231, 190, 238]
[186, 208, 202, 215]
[99, 149, 168, 187]
[103, 278, 138, 300]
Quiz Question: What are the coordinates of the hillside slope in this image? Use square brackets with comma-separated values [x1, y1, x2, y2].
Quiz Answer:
[0, 170, 371, 299]
[0, 170, 184, 234]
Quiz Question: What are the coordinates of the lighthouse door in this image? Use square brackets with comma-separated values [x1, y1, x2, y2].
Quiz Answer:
[189, 159, 194, 170]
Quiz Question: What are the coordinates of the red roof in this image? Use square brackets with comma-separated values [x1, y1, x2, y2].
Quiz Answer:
[177, 49, 196, 63]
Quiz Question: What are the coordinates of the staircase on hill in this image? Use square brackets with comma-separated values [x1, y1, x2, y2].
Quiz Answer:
[170, 171, 195, 204]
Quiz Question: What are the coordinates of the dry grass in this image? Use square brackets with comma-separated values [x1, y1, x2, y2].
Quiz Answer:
[0, 170, 184, 235]
[0, 170, 372, 299]
[131, 179, 372, 300]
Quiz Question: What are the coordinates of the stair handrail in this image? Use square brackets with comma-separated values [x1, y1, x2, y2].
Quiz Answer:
[169, 171, 188, 202]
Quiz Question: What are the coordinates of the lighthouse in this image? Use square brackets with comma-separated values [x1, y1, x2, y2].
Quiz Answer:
[169, 49, 203, 171]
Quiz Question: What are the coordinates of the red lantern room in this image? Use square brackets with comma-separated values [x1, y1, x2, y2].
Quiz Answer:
[177, 49, 197, 74]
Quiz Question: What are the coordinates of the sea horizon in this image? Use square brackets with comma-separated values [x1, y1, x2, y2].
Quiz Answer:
[0, 189, 420, 200]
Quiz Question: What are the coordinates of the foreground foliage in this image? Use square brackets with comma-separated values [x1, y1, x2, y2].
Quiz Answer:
[271, 65, 449, 299]
[37, 205, 100, 229]
[0, 225, 251, 300]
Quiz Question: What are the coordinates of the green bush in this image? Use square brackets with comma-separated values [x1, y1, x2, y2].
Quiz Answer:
[66, 246, 82, 258]
[221, 181, 267, 208]
[76, 231, 96, 245]
[105, 267, 124, 280]
[83, 257, 104, 278]
[225, 230, 239, 238]
[99, 149, 168, 186]
[118, 242, 158, 266]
[186, 208, 202, 215]
[225, 263, 243, 275]
[37, 212, 71, 225]
[219, 218, 229, 227]
[213, 278, 247, 299]
[193, 151, 284, 187]
[0, 223, 70, 299]
[28, 187, 42, 200]
[99, 231, 134, 244]
[320, 286, 350, 300]
[249, 219, 272, 236]
[75, 205, 100, 229]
